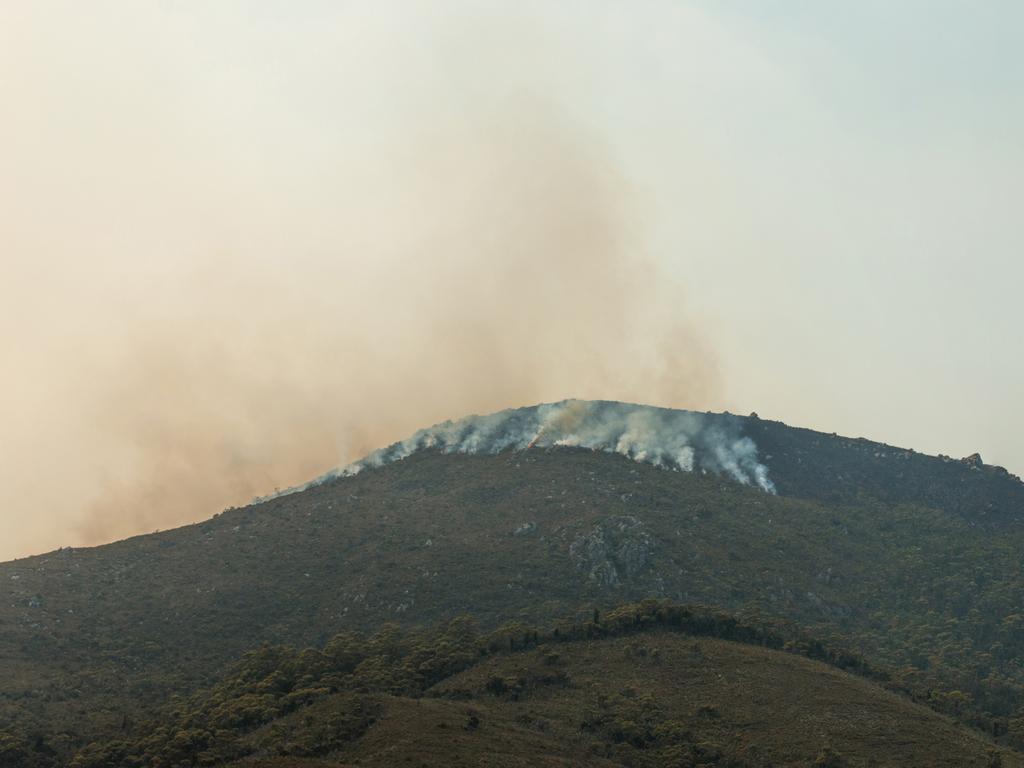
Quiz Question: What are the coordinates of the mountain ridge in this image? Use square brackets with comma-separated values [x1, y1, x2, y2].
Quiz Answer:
[4, 403, 1024, 763]
[257, 399, 1021, 529]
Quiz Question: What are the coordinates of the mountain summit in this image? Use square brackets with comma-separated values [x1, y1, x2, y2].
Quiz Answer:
[284, 400, 775, 495]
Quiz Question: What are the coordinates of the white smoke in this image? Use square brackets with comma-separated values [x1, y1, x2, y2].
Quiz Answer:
[266, 400, 776, 500]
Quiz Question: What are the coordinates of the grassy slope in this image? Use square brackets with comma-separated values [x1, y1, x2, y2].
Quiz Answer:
[224, 632, 1017, 768]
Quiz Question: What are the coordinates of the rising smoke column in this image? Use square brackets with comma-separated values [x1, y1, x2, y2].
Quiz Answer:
[276, 400, 776, 497]
[0, 4, 721, 560]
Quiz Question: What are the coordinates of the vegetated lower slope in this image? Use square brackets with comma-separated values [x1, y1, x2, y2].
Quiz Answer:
[3, 411, 1024, 761]
[65, 603, 1023, 768]
[427, 634, 1009, 768]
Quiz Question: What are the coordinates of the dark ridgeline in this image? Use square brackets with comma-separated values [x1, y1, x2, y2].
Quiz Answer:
[746, 414, 1023, 524]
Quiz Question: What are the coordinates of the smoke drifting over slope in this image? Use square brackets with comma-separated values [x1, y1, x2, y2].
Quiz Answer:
[288, 400, 774, 495]
[0, 7, 717, 560]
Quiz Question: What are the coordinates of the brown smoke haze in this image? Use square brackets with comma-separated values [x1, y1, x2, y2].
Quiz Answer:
[66, 115, 717, 552]
[0, 4, 716, 560]
[7, 2, 1021, 560]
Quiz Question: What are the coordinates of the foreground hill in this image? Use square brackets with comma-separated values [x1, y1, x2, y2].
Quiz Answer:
[423, 633, 1012, 767]
[3, 404, 1024, 759]
[67, 603, 1022, 768]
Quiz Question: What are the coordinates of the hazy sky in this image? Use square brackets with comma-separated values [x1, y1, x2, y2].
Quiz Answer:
[2, 1, 1021, 561]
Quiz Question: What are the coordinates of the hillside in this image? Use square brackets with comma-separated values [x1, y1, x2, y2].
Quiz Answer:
[62, 603, 1024, 767]
[425, 632, 1013, 767]
[3, 405, 1024, 760]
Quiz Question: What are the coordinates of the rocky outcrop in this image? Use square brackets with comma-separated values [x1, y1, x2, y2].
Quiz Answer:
[962, 453, 984, 468]
[568, 515, 653, 587]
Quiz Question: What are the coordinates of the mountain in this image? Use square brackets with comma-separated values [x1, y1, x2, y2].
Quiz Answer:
[3, 401, 1024, 764]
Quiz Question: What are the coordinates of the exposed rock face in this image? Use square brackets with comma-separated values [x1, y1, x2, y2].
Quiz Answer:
[962, 453, 984, 468]
[568, 515, 653, 587]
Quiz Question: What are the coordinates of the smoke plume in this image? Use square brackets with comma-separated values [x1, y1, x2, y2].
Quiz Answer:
[286, 400, 775, 495]
[0, 5, 720, 561]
